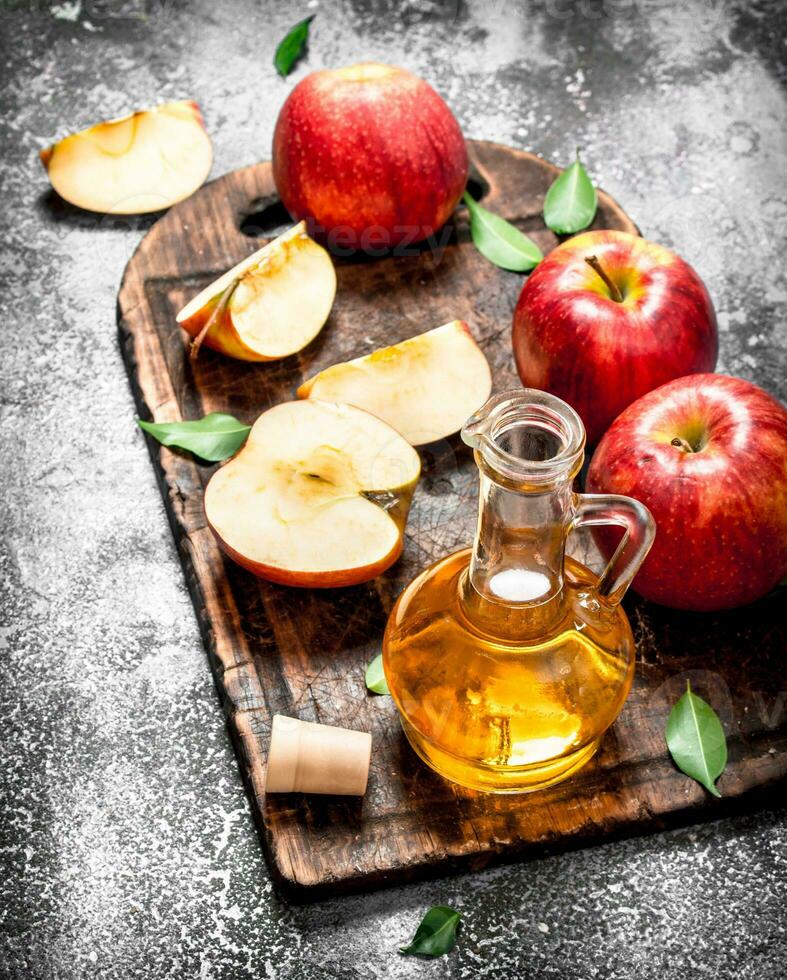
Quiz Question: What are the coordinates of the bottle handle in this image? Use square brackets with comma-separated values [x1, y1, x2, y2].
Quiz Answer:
[571, 494, 656, 607]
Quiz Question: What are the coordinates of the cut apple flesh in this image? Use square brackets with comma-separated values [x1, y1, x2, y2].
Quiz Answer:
[177, 222, 337, 362]
[204, 400, 421, 588]
[40, 100, 212, 214]
[297, 320, 492, 445]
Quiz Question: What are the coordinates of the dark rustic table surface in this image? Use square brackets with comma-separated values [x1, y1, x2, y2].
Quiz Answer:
[1, 1, 785, 978]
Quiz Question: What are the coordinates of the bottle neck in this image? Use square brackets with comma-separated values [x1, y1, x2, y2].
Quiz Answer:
[464, 470, 573, 638]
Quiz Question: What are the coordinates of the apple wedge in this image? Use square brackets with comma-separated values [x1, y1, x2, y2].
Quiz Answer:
[40, 100, 212, 214]
[204, 400, 421, 587]
[297, 320, 492, 445]
[177, 222, 336, 362]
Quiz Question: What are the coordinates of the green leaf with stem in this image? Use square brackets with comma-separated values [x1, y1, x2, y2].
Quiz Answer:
[138, 413, 251, 462]
[543, 150, 598, 234]
[400, 906, 461, 957]
[274, 15, 315, 77]
[665, 681, 728, 797]
[365, 653, 390, 695]
[463, 191, 542, 272]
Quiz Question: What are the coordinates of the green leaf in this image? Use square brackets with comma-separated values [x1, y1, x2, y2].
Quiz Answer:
[665, 681, 728, 797]
[365, 653, 390, 695]
[463, 192, 542, 272]
[400, 906, 461, 958]
[274, 15, 315, 77]
[138, 413, 251, 462]
[543, 151, 598, 235]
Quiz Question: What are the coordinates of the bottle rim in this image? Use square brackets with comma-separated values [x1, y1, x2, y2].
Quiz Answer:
[462, 388, 586, 485]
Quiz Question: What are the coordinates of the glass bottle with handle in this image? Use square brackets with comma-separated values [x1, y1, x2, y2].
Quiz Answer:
[383, 389, 656, 793]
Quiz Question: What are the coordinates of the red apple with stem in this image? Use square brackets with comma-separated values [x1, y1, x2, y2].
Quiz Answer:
[272, 62, 468, 251]
[512, 230, 718, 446]
[587, 374, 787, 611]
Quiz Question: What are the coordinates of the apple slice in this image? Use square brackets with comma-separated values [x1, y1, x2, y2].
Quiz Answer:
[204, 400, 421, 588]
[296, 320, 492, 445]
[177, 222, 336, 362]
[40, 100, 212, 214]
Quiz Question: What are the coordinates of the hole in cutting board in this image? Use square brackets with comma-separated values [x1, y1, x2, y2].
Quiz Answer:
[240, 197, 292, 239]
[465, 164, 490, 202]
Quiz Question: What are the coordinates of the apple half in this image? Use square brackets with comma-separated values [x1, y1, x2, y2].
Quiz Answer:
[204, 400, 421, 587]
[177, 222, 337, 362]
[40, 100, 212, 214]
[297, 320, 492, 445]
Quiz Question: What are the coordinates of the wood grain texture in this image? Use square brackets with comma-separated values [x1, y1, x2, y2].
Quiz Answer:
[117, 141, 786, 900]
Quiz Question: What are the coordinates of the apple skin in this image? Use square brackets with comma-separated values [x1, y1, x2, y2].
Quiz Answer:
[272, 62, 468, 249]
[587, 374, 787, 611]
[512, 230, 718, 446]
[206, 528, 405, 590]
[179, 293, 267, 361]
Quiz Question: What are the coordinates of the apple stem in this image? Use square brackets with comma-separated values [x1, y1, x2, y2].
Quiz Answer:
[190, 276, 239, 361]
[585, 255, 623, 303]
[671, 436, 695, 453]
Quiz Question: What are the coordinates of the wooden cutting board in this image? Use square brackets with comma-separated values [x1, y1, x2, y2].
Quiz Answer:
[118, 140, 786, 900]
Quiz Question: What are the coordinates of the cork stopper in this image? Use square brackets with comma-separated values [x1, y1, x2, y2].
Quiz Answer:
[265, 715, 372, 796]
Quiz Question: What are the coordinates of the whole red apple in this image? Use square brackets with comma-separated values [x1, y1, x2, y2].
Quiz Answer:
[587, 374, 787, 611]
[512, 230, 718, 445]
[272, 62, 468, 250]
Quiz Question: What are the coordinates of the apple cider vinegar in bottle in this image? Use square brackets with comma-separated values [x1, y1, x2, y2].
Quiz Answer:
[383, 390, 656, 793]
